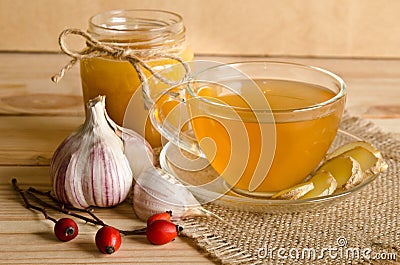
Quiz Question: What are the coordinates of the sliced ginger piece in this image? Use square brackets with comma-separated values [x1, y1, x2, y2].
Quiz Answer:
[317, 156, 364, 190]
[326, 141, 388, 176]
[271, 181, 314, 200]
[301, 171, 337, 199]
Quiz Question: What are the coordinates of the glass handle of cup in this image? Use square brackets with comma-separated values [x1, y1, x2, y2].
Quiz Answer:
[149, 87, 204, 157]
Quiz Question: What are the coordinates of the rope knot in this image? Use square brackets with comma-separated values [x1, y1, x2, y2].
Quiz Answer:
[52, 28, 191, 95]
[111, 49, 129, 59]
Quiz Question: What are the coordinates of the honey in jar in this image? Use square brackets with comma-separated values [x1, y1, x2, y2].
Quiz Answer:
[80, 9, 193, 147]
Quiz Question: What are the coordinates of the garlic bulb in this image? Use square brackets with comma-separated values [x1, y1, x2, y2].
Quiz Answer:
[51, 96, 154, 209]
[133, 166, 211, 221]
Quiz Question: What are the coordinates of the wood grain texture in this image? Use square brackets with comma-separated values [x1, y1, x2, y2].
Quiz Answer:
[0, 52, 399, 264]
[0, 116, 83, 166]
[1, 53, 400, 119]
[0, 53, 83, 116]
[1, 174, 212, 264]
[1, 0, 400, 58]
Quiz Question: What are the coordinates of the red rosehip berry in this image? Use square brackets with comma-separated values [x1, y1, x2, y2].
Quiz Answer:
[147, 210, 173, 226]
[146, 220, 182, 245]
[54, 218, 78, 242]
[95, 226, 121, 254]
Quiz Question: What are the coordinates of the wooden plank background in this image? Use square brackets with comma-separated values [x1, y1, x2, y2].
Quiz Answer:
[1, 0, 400, 58]
[0, 53, 399, 264]
[0, 1, 399, 262]
[1, 52, 399, 168]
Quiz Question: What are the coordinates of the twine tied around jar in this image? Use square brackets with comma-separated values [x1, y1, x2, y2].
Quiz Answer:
[51, 28, 191, 104]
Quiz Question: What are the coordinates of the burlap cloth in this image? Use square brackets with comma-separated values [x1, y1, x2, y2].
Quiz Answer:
[178, 114, 400, 264]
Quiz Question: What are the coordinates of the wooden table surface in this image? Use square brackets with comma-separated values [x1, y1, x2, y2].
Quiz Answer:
[0, 53, 399, 264]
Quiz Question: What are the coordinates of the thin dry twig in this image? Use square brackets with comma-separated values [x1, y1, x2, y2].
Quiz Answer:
[12, 178, 146, 235]
[12, 178, 57, 223]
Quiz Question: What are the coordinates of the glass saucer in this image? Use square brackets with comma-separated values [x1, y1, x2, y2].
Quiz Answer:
[159, 130, 381, 213]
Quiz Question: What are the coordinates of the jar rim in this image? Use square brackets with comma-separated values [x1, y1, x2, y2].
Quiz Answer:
[89, 9, 183, 33]
[87, 9, 186, 49]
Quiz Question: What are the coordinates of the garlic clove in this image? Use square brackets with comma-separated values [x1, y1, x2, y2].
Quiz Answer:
[121, 129, 154, 179]
[133, 166, 207, 221]
[103, 107, 155, 177]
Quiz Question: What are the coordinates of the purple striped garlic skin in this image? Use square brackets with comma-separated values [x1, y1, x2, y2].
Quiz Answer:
[50, 96, 133, 209]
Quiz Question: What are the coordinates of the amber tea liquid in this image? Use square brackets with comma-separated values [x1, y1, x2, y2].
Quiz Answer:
[190, 79, 343, 192]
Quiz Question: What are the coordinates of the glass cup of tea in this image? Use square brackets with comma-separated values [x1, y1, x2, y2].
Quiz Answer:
[149, 61, 346, 196]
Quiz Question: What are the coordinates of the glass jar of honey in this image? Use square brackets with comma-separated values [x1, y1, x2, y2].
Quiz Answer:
[80, 9, 193, 147]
